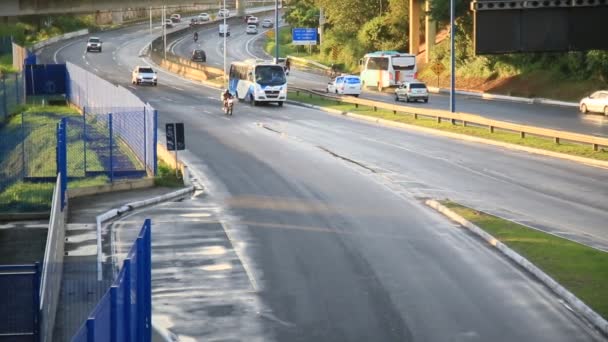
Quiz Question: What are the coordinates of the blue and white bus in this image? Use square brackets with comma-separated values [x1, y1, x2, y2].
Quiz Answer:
[229, 59, 287, 106]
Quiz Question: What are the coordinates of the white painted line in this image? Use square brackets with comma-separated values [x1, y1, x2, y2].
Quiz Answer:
[161, 97, 175, 102]
[53, 39, 82, 64]
[170, 86, 185, 91]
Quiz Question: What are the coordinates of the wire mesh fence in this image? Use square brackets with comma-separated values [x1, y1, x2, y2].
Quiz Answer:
[1, 72, 24, 122]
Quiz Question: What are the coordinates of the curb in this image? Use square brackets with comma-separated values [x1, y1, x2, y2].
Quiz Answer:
[0, 212, 50, 222]
[285, 100, 608, 170]
[425, 199, 608, 336]
[426, 86, 579, 108]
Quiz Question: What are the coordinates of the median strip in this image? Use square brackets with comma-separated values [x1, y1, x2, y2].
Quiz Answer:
[428, 200, 608, 334]
[287, 91, 608, 163]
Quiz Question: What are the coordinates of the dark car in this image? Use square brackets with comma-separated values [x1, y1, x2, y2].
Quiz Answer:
[191, 49, 207, 63]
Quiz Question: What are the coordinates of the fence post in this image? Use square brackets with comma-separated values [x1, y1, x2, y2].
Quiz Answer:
[109, 113, 114, 183]
[144, 219, 152, 341]
[86, 318, 95, 342]
[21, 112, 26, 179]
[123, 259, 132, 342]
[153, 110, 158, 176]
[33, 262, 41, 342]
[143, 107, 147, 171]
[110, 286, 118, 342]
[83, 107, 87, 174]
[1, 75, 7, 120]
[136, 236, 145, 341]
[15, 73, 21, 105]
[58, 118, 67, 211]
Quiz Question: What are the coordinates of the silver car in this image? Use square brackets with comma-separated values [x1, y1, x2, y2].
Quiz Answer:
[580, 90, 608, 115]
[395, 81, 429, 103]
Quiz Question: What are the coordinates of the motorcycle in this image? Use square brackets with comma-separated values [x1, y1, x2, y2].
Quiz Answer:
[223, 98, 234, 116]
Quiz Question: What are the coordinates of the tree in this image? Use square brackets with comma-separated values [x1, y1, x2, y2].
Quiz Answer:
[284, 0, 319, 28]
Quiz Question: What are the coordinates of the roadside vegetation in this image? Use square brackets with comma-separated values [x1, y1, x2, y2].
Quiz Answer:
[155, 160, 184, 188]
[288, 90, 608, 161]
[282, 0, 608, 100]
[442, 201, 608, 320]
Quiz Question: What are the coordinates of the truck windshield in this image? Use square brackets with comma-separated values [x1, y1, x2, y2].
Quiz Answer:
[255, 65, 286, 86]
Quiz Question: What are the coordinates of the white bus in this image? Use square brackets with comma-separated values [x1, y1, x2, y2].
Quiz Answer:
[359, 51, 417, 92]
[229, 60, 287, 106]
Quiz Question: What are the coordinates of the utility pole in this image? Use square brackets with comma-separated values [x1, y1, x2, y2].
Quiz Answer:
[223, 0, 227, 86]
[149, 5, 152, 34]
[450, 0, 455, 112]
[274, 0, 279, 62]
[163, 5, 167, 59]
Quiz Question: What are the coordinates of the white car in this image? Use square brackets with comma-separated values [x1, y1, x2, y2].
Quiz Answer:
[198, 13, 210, 21]
[326, 75, 362, 97]
[86, 37, 102, 52]
[395, 81, 429, 103]
[170, 14, 181, 23]
[261, 19, 274, 28]
[219, 24, 230, 36]
[247, 16, 259, 26]
[246, 25, 258, 34]
[218, 9, 230, 18]
[580, 90, 608, 116]
[164, 19, 174, 28]
[132, 66, 157, 86]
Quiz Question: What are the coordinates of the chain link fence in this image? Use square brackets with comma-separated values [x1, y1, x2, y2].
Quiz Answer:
[1, 72, 24, 122]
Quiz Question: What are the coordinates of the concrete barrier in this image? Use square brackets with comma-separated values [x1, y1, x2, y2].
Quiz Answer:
[425, 199, 608, 336]
[33, 29, 89, 50]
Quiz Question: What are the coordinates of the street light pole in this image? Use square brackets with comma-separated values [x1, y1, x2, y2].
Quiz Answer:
[450, 0, 455, 112]
[275, 0, 279, 62]
[223, 0, 227, 87]
[163, 5, 167, 59]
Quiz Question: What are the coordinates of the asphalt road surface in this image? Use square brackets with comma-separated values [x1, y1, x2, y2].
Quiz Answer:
[38, 18, 607, 341]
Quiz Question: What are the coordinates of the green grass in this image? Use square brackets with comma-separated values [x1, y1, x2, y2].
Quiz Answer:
[154, 160, 184, 188]
[288, 91, 608, 161]
[442, 201, 608, 320]
[0, 53, 16, 74]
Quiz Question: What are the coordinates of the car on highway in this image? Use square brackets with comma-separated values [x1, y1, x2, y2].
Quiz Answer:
[326, 75, 362, 97]
[261, 19, 274, 28]
[131, 66, 158, 86]
[247, 16, 259, 26]
[219, 24, 230, 36]
[580, 90, 608, 115]
[218, 8, 230, 18]
[191, 49, 207, 63]
[170, 14, 181, 23]
[86, 37, 102, 53]
[246, 25, 258, 35]
[394, 81, 429, 103]
[164, 19, 174, 28]
[198, 13, 210, 22]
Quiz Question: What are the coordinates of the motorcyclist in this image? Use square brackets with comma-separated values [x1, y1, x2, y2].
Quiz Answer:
[285, 58, 291, 75]
[222, 89, 233, 111]
[193, 31, 199, 42]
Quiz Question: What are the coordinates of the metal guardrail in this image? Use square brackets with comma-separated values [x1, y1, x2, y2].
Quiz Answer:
[291, 87, 608, 151]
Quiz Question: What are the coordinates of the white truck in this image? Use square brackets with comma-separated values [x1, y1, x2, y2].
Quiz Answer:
[219, 24, 230, 37]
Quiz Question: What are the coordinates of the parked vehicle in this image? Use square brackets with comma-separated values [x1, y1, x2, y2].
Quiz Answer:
[261, 19, 274, 28]
[326, 75, 362, 97]
[359, 51, 417, 92]
[247, 16, 259, 26]
[198, 13, 210, 21]
[170, 14, 181, 23]
[246, 25, 258, 35]
[191, 49, 207, 62]
[580, 90, 608, 115]
[219, 24, 230, 36]
[394, 81, 429, 103]
[229, 59, 287, 106]
[86, 37, 102, 52]
[132, 66, 158, 86]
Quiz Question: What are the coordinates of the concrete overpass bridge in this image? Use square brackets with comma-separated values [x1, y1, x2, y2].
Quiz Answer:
[0, 0, 273, 16]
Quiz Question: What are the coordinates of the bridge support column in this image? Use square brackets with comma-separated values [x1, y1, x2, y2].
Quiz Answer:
[425, 0, 436, 62]
[409, 0, 421, 55]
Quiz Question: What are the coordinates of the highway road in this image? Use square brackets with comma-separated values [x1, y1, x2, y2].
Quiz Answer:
[38, 17, 607, 341]
[172, 17, 608, 138]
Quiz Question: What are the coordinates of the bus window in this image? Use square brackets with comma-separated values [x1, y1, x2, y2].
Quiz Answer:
[392, 56, 416, 70]
[255, 65, 286, 86]
[366, 57, 389, 70]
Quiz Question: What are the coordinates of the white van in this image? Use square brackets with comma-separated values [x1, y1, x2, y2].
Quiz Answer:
[219, 24, 230, 37]
[359, 51, 417, 92]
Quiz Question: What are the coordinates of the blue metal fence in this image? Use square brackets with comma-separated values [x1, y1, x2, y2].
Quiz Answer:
[72, 219, 152, 342]
[66, 62, 157, 175]
[1, 72, 23, 122]
[24, 64, 66, 96]
[0, 263, 41, 341]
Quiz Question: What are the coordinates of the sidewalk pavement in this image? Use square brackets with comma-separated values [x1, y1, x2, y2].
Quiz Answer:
[53, 186, 177, 341]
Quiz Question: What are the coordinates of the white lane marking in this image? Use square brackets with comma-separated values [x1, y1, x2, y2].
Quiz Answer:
[203, 110, 211, 114]
[128, 86, 137, 90]
[161, 97, 175, 102]
[170, 86, 185, 91]
[93, 68, 99, 73]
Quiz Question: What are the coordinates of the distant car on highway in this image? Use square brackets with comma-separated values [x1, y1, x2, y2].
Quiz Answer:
[326, 75, 362, 97]
[164, 20, 174, 28]
[247, 16, 259, 26]
[218, 8, 230, 18]
[170, 14, 181, 23]
[580, 90, 608, 116]
[261, 19, 274, 28]
[132, 66, 158, 86]
[191, 49, 207, 62]
[198, 13, 210, 22]
[246, 25, 258, 35]
[395, 81, 429, 103]
[86, 37, 102, 53]
[219, 24, 230, 36]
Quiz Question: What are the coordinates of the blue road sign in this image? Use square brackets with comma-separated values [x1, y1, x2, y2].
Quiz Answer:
[292, 28, 318, 45]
